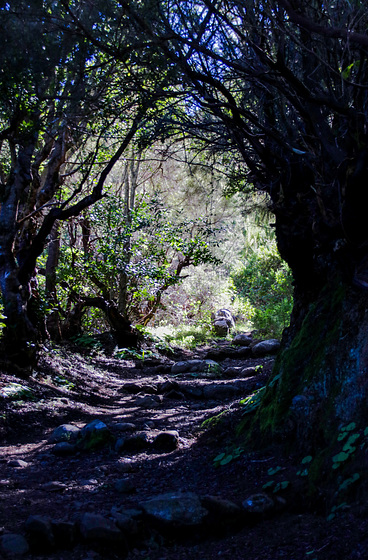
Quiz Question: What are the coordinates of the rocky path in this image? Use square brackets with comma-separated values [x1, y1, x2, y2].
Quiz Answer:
[0, 340, 366, 559]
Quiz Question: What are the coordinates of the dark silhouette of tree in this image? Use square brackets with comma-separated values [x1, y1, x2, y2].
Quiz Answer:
[0, 1, 178, 369]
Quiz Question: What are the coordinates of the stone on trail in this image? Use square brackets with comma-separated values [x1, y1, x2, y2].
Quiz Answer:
[52, 442, 77, 457]
[206, 346, 251, 361]
[251, 339, 280, 357]
[78, 419, 112, 450]
[0, 533, 29, 556]
[25, 515, 55, 551]
[171, 359, 221, 376]
[7, 459, 28, 468]
[232, 334, 253, 346]
[110, 422, 136, 433]
[202, 383, 237, 399]
[152, 430, 180, 452]
[116, 432, 151, 453]
[242, 493, 275, 516]
[213, 318, 230, 337]
[41, 481, 67, 492]
[134, 394, 163, 408]
[111, 512, 139, 536]
[114, 478, 136, 494]
[241, 366, 259, 377]
[51, 520, 77, 548]
[79, 513, 123, 543]
[164, 389, 185, 400]
[201, 495, 242, 520]
[140, 492, 208, 527]
[222, 366, 244, 377]
[158, 379, 180, 393]
[120, 382, 157, 394]
[48, 424, 81, 444]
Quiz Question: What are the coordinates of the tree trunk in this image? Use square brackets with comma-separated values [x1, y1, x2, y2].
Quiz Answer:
[62, 296, 138, 348]
[0, 143, 40, 371]
[45, 221, 62, 340]
[249, 160, 368, 502]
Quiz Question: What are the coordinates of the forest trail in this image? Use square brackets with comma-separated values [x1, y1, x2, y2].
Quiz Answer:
[0, 342, 366, 559]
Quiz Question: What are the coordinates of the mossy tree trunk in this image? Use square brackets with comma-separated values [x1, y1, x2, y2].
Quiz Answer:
[250, 159, 368, 501]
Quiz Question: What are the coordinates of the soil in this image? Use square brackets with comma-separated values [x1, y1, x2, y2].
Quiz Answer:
[0, 340, 367, 560]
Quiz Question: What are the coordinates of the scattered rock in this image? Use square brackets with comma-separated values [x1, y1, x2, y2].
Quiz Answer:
[201, 495, 242, 520]
[7, 459, 28, 468]
[51, 520, 77, 548]
[242, 493, 275, 517]
[120, 382, 157, 394]
[232, 334, 252, 346]
[241, 366, 259, 377]
[181, 384, 204, 399]
[52, 442, 77, 457]
[41, 481, 67, 492]
[0, 533, 29, 556]
[114, 478, 136, 494]
[213, 319, 230, 337]
[111, 512, 139, 536]
[25, 515, 55, 551]
[110, 508, 142, 539]
[134, 395, 163, 408]
[110, 422, 136, 433]
[171, 359, 221, 376]
[212, 309, 235, 337]
[140, 492, 208, 528]
[171, 360, 201, 374]
[78, 419, 112, 450]
[158, 380, 180, 393]
[152, 430, 180, 452]
[164, 389, 185, 400]
[79, 513, 123, 543]
[116, 432, 151, 453]
[205, 346, 251, 361]
[234, 347, 252, 359]
[251, 339, 280, 357]
[202, 384, 237, 400]
[48, 424, 81, 444]
[222, 366, 244, 377]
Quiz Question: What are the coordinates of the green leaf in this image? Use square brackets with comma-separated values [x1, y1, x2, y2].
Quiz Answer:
[213, 452, 226, 463]
[332, 451, 350, 463]
[267, 466, 282, 476]
[220, 454, 233, 465]
[341, 60, 360, 80]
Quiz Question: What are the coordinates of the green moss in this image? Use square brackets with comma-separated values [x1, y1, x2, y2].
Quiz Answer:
[252, 280, 346, 439]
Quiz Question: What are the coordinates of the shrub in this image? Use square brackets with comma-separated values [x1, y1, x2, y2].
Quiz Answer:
[231, 241, 293, 338]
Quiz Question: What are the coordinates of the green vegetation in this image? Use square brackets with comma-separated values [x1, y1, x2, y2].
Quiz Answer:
[231, 241, 293, 338]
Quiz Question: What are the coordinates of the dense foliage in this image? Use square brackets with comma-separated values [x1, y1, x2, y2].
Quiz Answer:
[231, 241, 293, 338]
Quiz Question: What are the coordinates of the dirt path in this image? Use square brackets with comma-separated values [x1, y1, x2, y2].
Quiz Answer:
[0, 343, 366, 559]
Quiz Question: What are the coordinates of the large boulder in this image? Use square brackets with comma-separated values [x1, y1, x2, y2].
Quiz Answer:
[79, 513, 123, 543]
[140, 492, 208, 528]
[171, 359, 221, 376]
[48, 424, 81, 444]
[212, 309, 235, 337]
[77, 419, 113, 451]
[232, 334, 253, 346]
[251, 339, 280, 357]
